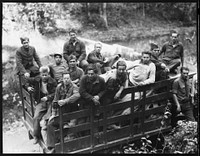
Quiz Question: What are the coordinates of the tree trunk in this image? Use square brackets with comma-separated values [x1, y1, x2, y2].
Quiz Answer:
[85, 3, 91, 20]
[99, 3, 108, 30]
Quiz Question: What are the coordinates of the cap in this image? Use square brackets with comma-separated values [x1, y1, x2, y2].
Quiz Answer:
[54, 53, 62, 58]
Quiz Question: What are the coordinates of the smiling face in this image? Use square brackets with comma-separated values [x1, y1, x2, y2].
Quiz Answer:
[69, 58, 77, 68]
[69, 32, 77, 42]
[54, 55, 62, 65]
[171, 33, 179, 44]
[40, 72, 49, 82]
[94, 43, 102, 55]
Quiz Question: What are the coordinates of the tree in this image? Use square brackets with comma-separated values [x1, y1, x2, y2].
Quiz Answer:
[99, 3, 108, 30]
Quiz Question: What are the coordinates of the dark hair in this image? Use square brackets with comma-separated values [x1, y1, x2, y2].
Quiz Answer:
[142, 51, 152, 56]
[116, 60, 127, 69]
[69, 54, 77, 61]
[54, 53, 62, 58]
[20, 37, 29, 44]
[69, 28, 77, 34]
[180, 67, 189, 73]
[62, 70, 70, 77]
[86, 64, 98, 74]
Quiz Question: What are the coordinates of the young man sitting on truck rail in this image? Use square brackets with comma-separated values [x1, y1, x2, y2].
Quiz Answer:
[16, 37, 42, 84]
[65, 55, 84, 86]
[25, 66, 57, 144]
[42, 71, 80, 153]
[48, 53, 67, 83]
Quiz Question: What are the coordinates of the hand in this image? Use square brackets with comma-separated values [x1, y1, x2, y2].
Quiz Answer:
[41, 96, 48, 102]
[92, 98, 100, 105]
[93, 95, 100, 101]
[137, 82, 144, 86]
[176, 105, 181, 113]
[77, 61, 80, 66]
[114, 91, 121, 100]
[160, 63, 166, 69]
[27, 86, 34, 92]
[58, 100, 65, 106]
[103, 58, 108, 63]
[24, 72, 30, 78]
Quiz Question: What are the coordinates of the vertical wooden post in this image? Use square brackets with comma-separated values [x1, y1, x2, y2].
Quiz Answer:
[103, 105, 107, 146]
[141, 90, 146, 135]
[30, 93, 35, 117]
[18, 73, 26, 120]
[59, 106, 64, 153]
[130, 87, 135, 138]
[90, 105, 94, 150]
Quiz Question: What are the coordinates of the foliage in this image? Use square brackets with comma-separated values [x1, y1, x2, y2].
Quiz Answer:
[163, 120, 198, 154]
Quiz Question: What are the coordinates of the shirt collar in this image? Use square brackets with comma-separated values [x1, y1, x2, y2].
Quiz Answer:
[139, 59, 151, 65]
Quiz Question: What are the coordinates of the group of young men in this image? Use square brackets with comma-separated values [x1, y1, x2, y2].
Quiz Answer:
[15, 29, 197, 152]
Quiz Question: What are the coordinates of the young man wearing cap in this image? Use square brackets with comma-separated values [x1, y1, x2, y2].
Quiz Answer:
[65, 55, 84, 86]
[63, 28, 88, 71]
[25, 66, 57, 144]
[158, 30, 184, 74]
[48, 53, 67, 83]
[16, 37, 42, 78]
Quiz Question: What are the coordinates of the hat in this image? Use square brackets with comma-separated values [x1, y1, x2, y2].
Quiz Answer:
[20, 37, 29, 44]
[150, 42, 159, 51]
[54, 53, 62, 58]
[69, 54, 77, 61]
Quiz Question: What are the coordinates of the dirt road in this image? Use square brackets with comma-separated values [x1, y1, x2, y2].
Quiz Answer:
[3, 123, 41, 153]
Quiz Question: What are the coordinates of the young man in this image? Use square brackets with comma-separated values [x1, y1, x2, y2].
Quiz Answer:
[45, 71, 80, 152]
[16, 37, 42, 78]
[128, 51, 156, 86]
[65, 55, 84, 86]
[77, 64, 106, 135]
[87, 42, 111, 74]
[63, 28, 88, 71]
[158, 30, 184, 74]
[48, 53, 67, 83]
[102, 60, 128, 130]
[172, 67, 195, 122]
[25, 66, 57, 144]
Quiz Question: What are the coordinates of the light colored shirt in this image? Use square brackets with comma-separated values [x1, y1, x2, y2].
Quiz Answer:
[128, 60, 156, 86]
[41, 82, 48, 95]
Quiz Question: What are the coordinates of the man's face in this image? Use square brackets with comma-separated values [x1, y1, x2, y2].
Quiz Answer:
[63, 73, 71, 85]
[117, 65, 126, 76]
[40, 72, 49, 82]
[152, 48, 160, 55]
[54, 56, 62, 65]
[181, 69, 189, 80]
[87, 69, 96, 81]
[142, 53, 151, 64]
[69, 32, 77, 41]
[22, 40, 29, 49]
[171, 33, 178, 44]
[69, 59, 77, 68]
[95, 44, 102, 55]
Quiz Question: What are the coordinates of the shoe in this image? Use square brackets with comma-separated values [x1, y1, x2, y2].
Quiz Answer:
[33, 136, 39, 144]
[46, 147, 55, 153]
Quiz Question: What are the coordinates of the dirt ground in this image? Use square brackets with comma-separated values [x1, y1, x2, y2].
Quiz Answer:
[3, 123, 41, 153]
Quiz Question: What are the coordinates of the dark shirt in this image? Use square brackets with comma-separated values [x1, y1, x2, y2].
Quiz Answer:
[87, 50, 105, 64]
[159, 41, 183, 62]
[79, 75, 106, 102]
[66, 66, 84, 82]
[25, 76, 57, 104]
[16, 46, 42, 74]
[53, 81, 80, 104]
[63, 38, 86, 62]
[172, 76, 190, 103]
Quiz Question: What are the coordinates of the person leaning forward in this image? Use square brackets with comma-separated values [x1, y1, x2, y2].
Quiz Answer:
[24, 66, 57, 144]
[63, 28, 88, 71]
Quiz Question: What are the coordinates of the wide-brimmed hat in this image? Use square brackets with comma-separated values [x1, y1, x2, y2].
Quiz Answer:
[54, 53, 62, 58]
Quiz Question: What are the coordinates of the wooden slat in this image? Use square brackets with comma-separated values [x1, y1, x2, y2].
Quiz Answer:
[22, 88, 32, 104]
[143, 118, 163, 132]
[24, 100, 33, 116]
[25, 111, 33, 127]
[144, 105, 165, 117]
[61, 109, 90, 123]
[55, 136, 91, 153]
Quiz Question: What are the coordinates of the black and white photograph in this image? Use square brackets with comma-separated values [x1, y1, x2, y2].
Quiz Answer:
[2, 2, 198, 154]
